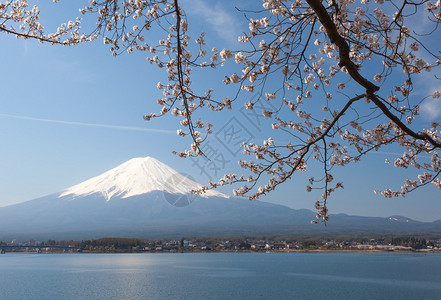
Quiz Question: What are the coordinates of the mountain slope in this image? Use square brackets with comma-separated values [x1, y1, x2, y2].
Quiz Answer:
[59, 156, 227, 200]
[0, 156, 439, 240]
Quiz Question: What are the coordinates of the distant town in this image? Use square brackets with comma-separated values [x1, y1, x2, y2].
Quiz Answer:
[1, 236, 440, 254]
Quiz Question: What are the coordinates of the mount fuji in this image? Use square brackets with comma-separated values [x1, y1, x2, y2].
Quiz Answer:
[0, 156, 312, 239]
[0, 156, 439, 240]
[58, 156, 227, 202]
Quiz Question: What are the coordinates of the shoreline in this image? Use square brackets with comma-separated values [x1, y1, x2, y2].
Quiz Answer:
[2, 248, 440, 254]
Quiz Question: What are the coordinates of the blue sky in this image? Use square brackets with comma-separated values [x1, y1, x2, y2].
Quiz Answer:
[0, 0, 440, 222]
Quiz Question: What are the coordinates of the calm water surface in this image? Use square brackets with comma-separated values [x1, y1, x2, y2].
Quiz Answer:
[0, 252, 440, 299]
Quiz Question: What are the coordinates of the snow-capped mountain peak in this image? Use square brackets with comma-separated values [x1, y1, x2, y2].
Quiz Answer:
[59, 156, 228, 200]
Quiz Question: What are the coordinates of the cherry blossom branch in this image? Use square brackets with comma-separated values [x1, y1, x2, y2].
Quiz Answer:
[370, 94, 441, 148]
[305, 0, 380, 94]
[306, 0, 441, 150]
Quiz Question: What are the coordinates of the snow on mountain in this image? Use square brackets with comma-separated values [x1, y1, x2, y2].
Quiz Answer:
[59, 156, 228, 201]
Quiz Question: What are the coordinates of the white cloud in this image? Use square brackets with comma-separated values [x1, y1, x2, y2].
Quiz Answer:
[182, 0, 242, 45]
[413, 71, 441, 120]
[0, 114, 175, 134]
[421, 98, 441, 120]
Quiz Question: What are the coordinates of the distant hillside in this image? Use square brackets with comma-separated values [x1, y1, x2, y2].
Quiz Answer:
[0, 157, 439, 240]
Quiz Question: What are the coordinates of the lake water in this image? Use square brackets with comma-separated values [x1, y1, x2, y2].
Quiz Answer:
[0, 252, 440, 299]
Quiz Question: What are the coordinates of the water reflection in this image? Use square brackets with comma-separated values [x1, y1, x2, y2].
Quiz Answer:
[0, 252, 440, 299]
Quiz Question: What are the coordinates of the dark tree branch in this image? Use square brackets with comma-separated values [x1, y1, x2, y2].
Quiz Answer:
[306, 0, 441, 149]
